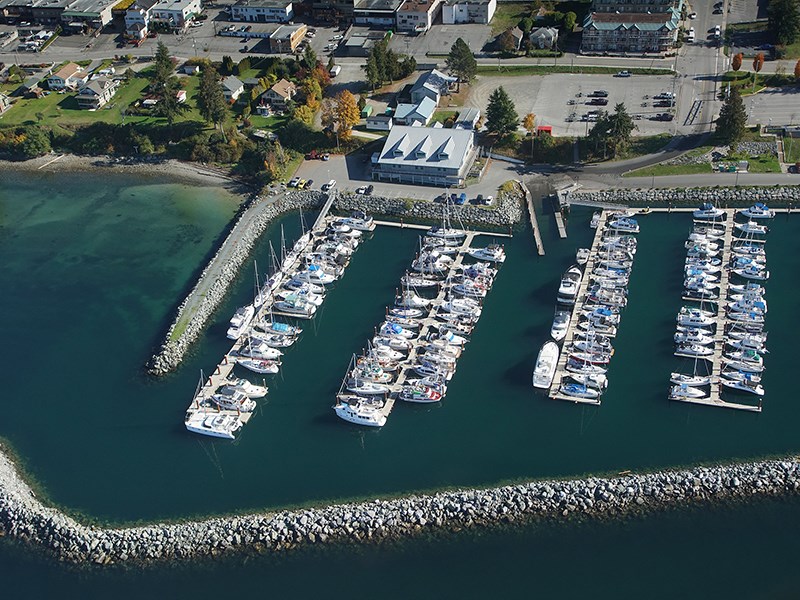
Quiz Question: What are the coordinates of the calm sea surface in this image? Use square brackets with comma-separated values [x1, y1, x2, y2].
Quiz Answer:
[1, 172, 799, 595]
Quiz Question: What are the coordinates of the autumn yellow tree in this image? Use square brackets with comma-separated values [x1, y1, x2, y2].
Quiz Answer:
[336, 90, 360, 141]
[523, 112, 536, 157]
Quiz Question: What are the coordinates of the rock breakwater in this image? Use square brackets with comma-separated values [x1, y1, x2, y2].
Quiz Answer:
[573, 186, 800, 208]
[1, 444, 798, 566]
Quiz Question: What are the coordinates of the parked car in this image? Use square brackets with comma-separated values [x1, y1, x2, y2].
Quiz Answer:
[712, 7, 723, 13]
[305, 179, 314, 188]
[288, 176, 300, 187]
[322, 153, 330, 161]
[365, 184, 374, 195]
[615, 70, 631, 77]
[322, 179, 336, 191]
[454, 193, 467, 205]
[688, 11, 697, 18]
[590, 90, 609, 97]
[588, 98, 609, 106]
[355, 186, 367, 194]
[296, 179, 307, 189]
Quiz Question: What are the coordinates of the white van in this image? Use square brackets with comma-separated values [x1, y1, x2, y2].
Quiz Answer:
[329, 65, 341, 77]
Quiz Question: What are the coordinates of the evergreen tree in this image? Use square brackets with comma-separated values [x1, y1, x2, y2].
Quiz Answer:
[152, 41, 173, 93]
[446, 38, 477, 89]
[221, 55, 235, 76]
[197, 65, 228, 138]
[302, 46, 317, 71]
[364, 51, 381, 91]
[716, 87, 747, 147]
[485, 87, 519, 137]
[153, 79, 188, 126]
[20, 126, 51, 158]
[587, 103, 636, 158]
[768, 0, 800, 45]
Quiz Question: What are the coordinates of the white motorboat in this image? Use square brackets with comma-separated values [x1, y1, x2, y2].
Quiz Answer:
[565, 358, 607, 375]
[372, 344, 406, 361]
[422, 340, 462, 359]
[727, 338, 767, 353]
[440, 298, 482, 318]
[346, 378, 390, 396]
[460, 262, 498, 279]
[251, 331, 296, 348]
[295, 266, 336, 285]
[211, 387, 257, 412]
[590, 212, 602, 229]
[670, 372, 712, 386]
[675, 343, 713, 357]
[669, 384, 708, 400]
[676, 307, 715, 328]
[185, 412, 242, 440]
[335, 211, 376, 232]
[557, 265, 582, 306]
[413, 362, 454, 380]
[721, 357, 764, 373]
[468, 244, 506, 263]
[684, 278, 719, 292]
[334, 395, 386, 427]
[226, 305, 255, 340]
[400, 383, 443, 403]
[727, 328, 767, 343]
[727, 298, 766, 315]
[226, 378, 268, 398]
[607, 217, 640, 234]
[237, 339, 283, 361]
[559, 382, 601, 400]
[739, 202, 775, 219]
[277, 288, 324, 307]
[693, 203, 725, 220]
[721, 369, 762, 384]
[685, 239, 720, 253]
[373, 335, 413, 352]
[379, 322, 416, 339]
[284, 278, 326, 295]
[429, 329, 468, 347]
[532, 341, 560, 389]
[352, 361, 394, 383]
[259, 319, 302, 337]
[720, 376, 764, 396]
[401, 273, 440, 288]
[732, 244, 766, 258]
[724, 349, 763, 366]
[577, 319, 617, 338]
[385, 314, 421, 330]
[411, 251, 453, 275]
[576, 248, 591, 265]
[569, 351, 611, 365]
[551, 311, 571, 342]
[451, 280, 487, 299]
[235, 357, 281, 374]
[735, 220, 769, 235]
[274, 293, 317, 319]
[673, 330, 714, 345]
[732, 266, 769, 281]
[684, 289, 719, 301]
[565, 372, 607, 390]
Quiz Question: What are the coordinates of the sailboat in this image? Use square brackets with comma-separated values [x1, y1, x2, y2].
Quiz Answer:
[427, 197, 467, 240]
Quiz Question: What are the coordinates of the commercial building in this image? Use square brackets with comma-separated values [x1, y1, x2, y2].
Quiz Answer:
[340, 29, 387, 57]
[230, 0, 293, 23]
[149, 0, 201, 28]
[371, 125, 477, 187]
[395, 0, 441, 33]
[267, 22, 306, 52]
[441, 0, 495, 24]
[0, 0, 118, 28]
[581, 0, 682, 55]
[353, 0, 403, 27]
[124, 0, 157, 39]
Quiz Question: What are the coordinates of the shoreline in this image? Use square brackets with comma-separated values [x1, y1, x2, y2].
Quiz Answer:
[1, 440, 798, 566]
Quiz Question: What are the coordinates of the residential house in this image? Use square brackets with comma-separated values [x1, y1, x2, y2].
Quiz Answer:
[581, 0, 682, 54]
[261, 78, 296, 108]
[76, 76, 120, 109]
[366, 114, 393, 131]
[221, 75, 245, 102]
[0, 92, 11, 115]
[409, 69, 457, 105]
[371, 125, 477, 187]
[353, 0, 404, 27]
[392, 96, 436, 127]
[396, 0, 441, 33]
[150, 0, 202, 29]
[17, 76, 43, 98]
[267, 23, 307, 53]
[530, 26, 558, 49]
[506, 26, 524, 51]
[231, 0, 293, 22]
[46, 62, 89, 90]
[454, 106, 480, 129]
[441, 0, 495, 24]
[181, 63, 201, 75]
[124, 0, 157, 39]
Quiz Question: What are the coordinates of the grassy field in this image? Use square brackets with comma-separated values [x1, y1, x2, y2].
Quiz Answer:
[784, 137, 800, 163]
[430, 109, 458, 125]
[476, 65, 673, 76]
[490, 3, 528, 35]
[745, 153, 781, 172]
[624, 161, 713, 178]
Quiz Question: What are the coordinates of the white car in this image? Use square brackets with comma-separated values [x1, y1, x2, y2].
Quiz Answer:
[688, 11, 697, 19]
[355, 186, 367, 194]
[288, 176, 300, 187]
[322, 179, 337, 191]
[332, 34, 343, 40]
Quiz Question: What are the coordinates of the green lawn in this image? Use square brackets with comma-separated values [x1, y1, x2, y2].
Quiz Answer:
[624, 161, 713, 178]
[248, 114, 289, 130]
[784, 137, 800, 163]
[620, 134, 672, 160]
[744, 154, 781, 172]
[476, 65, 673, 76]
[490, 3, 528, 35]
[430, 109, 458, 125]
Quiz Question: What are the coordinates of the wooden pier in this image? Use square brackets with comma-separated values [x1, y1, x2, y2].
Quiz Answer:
[554, 211, 567, 239]
[517, 180, 545, 256]
[670, 209, 763, 413]
[548, 211, 608, 405]
[373, 220, 513, 238]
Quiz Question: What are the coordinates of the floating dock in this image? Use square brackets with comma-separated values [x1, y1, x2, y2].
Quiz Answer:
[670, 208, 763, 413]
[517, 180, 545, 256]
[547, 210, 609, 406]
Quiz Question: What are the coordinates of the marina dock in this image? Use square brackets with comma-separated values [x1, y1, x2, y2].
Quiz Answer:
[554, 211, 567, 239]
[373, 220, 512, 238]
[186, 194, 345, 429]
[547, 210, 609, 405]
[671, 209, 763, 413]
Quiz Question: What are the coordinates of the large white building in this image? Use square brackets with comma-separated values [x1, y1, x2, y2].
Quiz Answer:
[441, 0, 495, 24]
[371, 125, 477, 187]
[230, 0, 293, 23]
[149, 0, 201, 28]
[395, 0, 441, 33]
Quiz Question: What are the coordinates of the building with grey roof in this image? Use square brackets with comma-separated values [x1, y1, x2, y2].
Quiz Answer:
[454, 106, 480, 129]
[353, 0, 403, 27]
[231, 0, 293, 23]
[410, 69, 457, 105]
[0, 0, 118, 27]
[371, 125, 477, 187]
[393, 96, 436, 127]
[581, 0, 682, 55]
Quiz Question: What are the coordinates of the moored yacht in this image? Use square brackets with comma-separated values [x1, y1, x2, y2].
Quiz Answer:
[226, 305, 255, 340]
[551, 310, 571, 342]
[532, 341, 560, 389]
[185, 412, 242, 440]
[693, 202, 725, 220]
[334, 395, 387, 427]
[468, 244, 506, 263]
[739, 202, 775, 219]
[556, 265, 582, 306]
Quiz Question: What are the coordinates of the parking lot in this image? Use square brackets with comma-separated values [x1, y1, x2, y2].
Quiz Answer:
[464, 73, 680, 137]
[743, 87, 800, 127]
[387, 23, 492, 60]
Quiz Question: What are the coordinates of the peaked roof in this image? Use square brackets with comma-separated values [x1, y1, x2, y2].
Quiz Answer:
[268, 78, 296, 98]
[52, 62, 84, 80]
[378, 125, 473, 171]
[411, 69, 457, 97]
[222, 75, 244, 92]
[395, 97, 436, 122]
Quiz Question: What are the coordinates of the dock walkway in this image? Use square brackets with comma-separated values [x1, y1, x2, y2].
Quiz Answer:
[518, 180, 545, 256]
[548, 211, 608, 406]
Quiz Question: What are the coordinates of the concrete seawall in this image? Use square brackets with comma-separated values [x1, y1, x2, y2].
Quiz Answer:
[570, 186, 800, 207]
[1, 444, 798, 565]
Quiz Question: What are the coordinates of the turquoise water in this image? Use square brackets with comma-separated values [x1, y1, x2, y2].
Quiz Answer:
[1, 173, 800, 525]
[3, 171, 800, 594]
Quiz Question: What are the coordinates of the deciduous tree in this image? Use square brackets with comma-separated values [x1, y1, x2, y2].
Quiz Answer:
[795, 57, 800, 80]
[336, 90, 360, 140]
[497, 30, 518, 55]
[485, 86, 519, 137]
[564, 11, 577, 32]
[523, 112, 536, 157]
[753, 52, 765, 91]
[732, 52, 743, 71]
